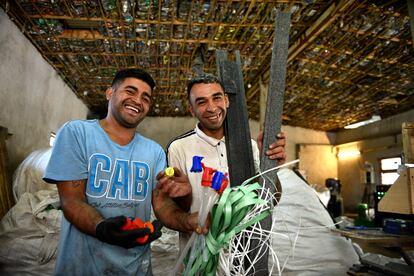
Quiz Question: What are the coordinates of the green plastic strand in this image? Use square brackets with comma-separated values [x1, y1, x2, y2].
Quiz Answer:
[183, 183, 271, 275]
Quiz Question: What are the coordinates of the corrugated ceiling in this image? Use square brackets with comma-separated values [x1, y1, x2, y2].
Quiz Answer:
[2, 0, 413, 131]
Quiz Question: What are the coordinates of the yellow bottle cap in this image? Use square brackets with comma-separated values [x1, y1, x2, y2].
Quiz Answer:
[165, 167, 175, 177]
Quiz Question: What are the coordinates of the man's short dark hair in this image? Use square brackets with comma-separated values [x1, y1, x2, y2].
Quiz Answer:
[112, 68, 156, 91]
[187, 74, 225, 99]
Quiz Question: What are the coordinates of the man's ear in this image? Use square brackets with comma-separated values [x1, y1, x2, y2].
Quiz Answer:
[189, 104, 196, 117]
[225, 94, 230, 108]
[105, 87, 113, 100]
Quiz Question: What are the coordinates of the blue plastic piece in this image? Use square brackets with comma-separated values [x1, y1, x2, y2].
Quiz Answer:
[383, 219, 414, 235]
[190, 156, 204, 172]
[211, 171, 224, 191]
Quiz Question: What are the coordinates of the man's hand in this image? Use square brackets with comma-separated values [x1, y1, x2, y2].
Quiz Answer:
[95, 216, 161, 248]
[185, 212, 210, 235]
[156, 167, 192, 198]
[152, 188, 209, 234]
[257, 131, 286, 165]
[148, 220, 163, 242]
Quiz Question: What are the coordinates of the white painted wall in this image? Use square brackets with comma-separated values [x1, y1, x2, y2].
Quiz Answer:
[0, 9, 89, 176]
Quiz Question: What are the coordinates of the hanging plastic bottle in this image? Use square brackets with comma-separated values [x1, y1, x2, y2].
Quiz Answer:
[121, 0, 134, 24]
[178, 1, 190, 20]
[102, 0, 116, 11]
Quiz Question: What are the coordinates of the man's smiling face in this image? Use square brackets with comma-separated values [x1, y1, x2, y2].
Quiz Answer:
[189, 82, 229, 139]
[107, 77, 152, 128]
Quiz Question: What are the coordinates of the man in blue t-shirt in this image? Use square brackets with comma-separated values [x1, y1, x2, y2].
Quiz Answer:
[44, 69, 201, 275]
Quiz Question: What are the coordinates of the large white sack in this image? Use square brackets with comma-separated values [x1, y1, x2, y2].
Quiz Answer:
[12, 148, 55, 201]
[270, 168, 359, 275]
[0, 190, 61, 275]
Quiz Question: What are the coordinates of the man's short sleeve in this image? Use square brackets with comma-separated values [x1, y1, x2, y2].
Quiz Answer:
[152, 147, 167, 191]
[43, 121, 88, 183]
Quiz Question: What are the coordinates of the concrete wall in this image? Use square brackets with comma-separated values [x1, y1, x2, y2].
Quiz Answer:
[139, 117, 265, 150]
[251, 122, 336, 187]
[0, 9, 89, 176]
[138, 117, 198, 148]
[298, 144, 337, 187]
[334, 109, 412, 212]
[336, 135, 402, 212]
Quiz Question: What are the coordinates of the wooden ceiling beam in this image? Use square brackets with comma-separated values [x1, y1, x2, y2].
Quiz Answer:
[246, 0, 357, 100]
[342, 26, 412, 44]
[28, 14, 276, 28]
[287, 0, 357, 62]
[55, 29, 272, 45]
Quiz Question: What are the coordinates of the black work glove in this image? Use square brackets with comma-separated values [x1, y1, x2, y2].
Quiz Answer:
[147, 219, 163, 244]
[96, 216, 151, 249]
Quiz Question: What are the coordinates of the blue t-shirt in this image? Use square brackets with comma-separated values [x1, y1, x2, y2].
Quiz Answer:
[44, 119, 166, 275]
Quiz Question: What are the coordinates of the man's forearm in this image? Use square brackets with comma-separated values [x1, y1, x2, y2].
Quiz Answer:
[153, 189, 195, 233]
[57, 180, 103, 236]
[62, 198, 103, 235]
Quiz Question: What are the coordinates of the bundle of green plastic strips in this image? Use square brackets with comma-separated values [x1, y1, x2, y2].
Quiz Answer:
[183, 182, 271, 275]
[172, 158, 300, 276]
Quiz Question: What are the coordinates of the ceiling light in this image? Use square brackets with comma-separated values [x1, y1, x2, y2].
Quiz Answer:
[344, 115, 381, 129]
[337, 149, 360, 159]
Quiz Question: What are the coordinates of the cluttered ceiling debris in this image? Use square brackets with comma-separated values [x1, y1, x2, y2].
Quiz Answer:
[2, 0, 413, 131]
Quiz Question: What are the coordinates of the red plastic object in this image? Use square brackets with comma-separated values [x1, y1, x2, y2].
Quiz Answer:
[201, 165, 216, 187]
[218, 173, 229, 194]
[122, 217, 154, 244]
